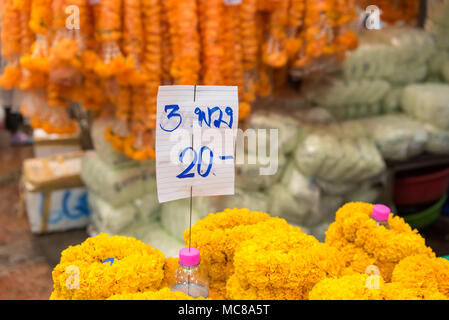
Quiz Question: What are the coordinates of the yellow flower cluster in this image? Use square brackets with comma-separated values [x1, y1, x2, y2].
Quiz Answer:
[390, 254, 449, 298]
[228, 221, 344, 300]
[309, 274, 384, 300]
[309, 254, 449, 300]
[325, 202, 434, 281]
[107, 287, 205, 300]
[50, 203, 448, 300]
[184, 208, 343, 300]
[50, 233, 165, 300]
[183, 208, 272, 286]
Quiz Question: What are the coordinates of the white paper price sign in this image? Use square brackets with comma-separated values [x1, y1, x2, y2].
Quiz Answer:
[156, 85, 239, 203]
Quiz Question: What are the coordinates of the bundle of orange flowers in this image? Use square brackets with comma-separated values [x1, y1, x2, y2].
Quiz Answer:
[0, 0, 360, 161]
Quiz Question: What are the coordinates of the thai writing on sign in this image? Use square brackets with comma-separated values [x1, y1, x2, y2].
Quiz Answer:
[156, 86, 239, 203]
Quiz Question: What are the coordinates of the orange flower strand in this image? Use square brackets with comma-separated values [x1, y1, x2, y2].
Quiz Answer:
[96, 0, 122, 42]
[1, 0, 21, 59]
[0, 64, 21, 90]
[29, 0, 52, 35]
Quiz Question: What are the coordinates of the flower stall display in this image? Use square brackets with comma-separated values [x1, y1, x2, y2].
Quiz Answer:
[51, 204, 449, 300]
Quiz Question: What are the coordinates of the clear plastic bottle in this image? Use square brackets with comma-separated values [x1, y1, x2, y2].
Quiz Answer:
[371, 204, 391, 229]
[171, 247, 209, 299]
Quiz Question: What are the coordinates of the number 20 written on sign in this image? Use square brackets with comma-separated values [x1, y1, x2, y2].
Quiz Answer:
[177, 146, 234, 179]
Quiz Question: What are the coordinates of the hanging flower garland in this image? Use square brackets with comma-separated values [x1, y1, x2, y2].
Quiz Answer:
[292, 0, 336, 72]
[240, 0, 258, 119]
[262, 0, 289, 69]
[122, 0, 161, 161]
[94, 0, 134, 81]
[0, 0, 22, 90]
[285, 0, 305, 61]
[200, 0, 224, 85]
[169, 0, 200, 85]
[106, 0, 146, 156]
[160, 0, 173, 85]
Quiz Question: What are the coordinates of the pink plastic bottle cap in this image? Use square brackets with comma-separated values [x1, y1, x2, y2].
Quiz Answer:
[372, 204, 391, 221]
[179, 247, 200, 267]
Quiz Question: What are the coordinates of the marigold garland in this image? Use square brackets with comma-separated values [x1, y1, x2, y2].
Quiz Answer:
[228, 221, 344, 300]
[262, 0, 289, 68]
[325, 202, 434, 282]
[51, 233, 165, 300]
[391, 254, 449, 298]
[183, 208, 273, 284]
[309, 273, 384, 300]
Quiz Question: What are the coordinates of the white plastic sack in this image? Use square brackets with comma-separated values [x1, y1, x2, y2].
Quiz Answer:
[81, 151, 156, 207]
[89, 192, 138, 234]
[209, 188, 269, 214]
[268, 183, 312, 226]
[235, 151, 286, 191]
[343, 27, 435, 84]
[246, 110, 302, 154]
[425, 123, 449, 154]
[159, 197, 212, 241]
[134, 187, 160, 221]
[119, 221, 184, 258]
[401, 83, 449, 130]
[307, 78, 391, 108]
[359, 114, 429, 161]
[294, 124, 385, 182]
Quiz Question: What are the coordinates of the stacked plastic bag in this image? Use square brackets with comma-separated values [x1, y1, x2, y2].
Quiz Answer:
[400, 83, 449, 155]
[305, 27, 436, 120]
[294, 122, 385, 181]
[401, 83, 449, 130]
[426, 0, 449, 82]
[305, 78, 391, 119]
[343, 28, 435, 84]
[356, 114, 429, 161]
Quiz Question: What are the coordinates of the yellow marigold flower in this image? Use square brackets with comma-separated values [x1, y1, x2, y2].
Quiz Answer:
[381, 282, 447, 300]
[391, 254, 449, 298]
[161, 257, 179, 288]
[107, 287, 206, 300]
[183, 208, 272, 284]
[309, 274, 384, 300]
[226, 274, 303, 300]
[325, 202, 434, 281]
[51, 233, 165, 300]
[228, 222, 344, 300]
[209, 281, 226, 300]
